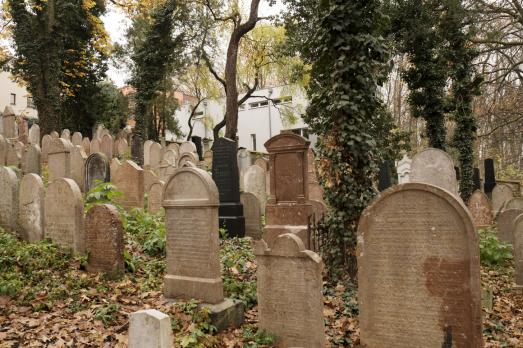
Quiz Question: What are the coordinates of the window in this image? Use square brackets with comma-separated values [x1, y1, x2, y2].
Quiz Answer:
[291, 127, 310, 139]
[251, 134, 257, 151]
[194, 111, 204, 117]
[249, 100, 269, 109]
[10, 93, 16, 106]
[27, 97, 35, 109]
[274, 96, 292, 105]
[239, 104, 246, 110]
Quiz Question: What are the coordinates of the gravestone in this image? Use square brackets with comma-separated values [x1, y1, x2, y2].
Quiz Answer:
[18, 174, 44, 242]
[148, 181, 164, 214]
[41, 134, 52, 162]
[47, 138, 71, 182]
[378, 161, 392, 191]
[6, 141, 22, 167]
[162, 149, 177, 165]
[85, 153, 110, 192]
[157, 160, 176, 182]
[515, 214, 523, 286]
[115, 138, 129, 158]
[492, 183, 513, 213]
[178, 152, 199, 168]
[163, 166, 223, 303]
[0, 166, 19, 231]
[310, 199, 327, 223]
[112, 160, 144, 210]
[357, 183, 483, 347]
[473, 168, 481, 191]
[72, 132, 83, 147]
[21, 144, 41, 175]
[28, 124, 40, 146]
[263, 133, 312, 247]
[90, 138, 101, 155]
[484, 158, 496, 196]
[44, 178, 84, 252]
[85, 204, 124, 275]
[167, 143, 180, 158]
[101, 133, 114, 159]
[81, 137, 91, 155]
[50, 131, 59, 139]
[0, 135, 6, 165]
[467, 190, 493, 229]
[110, 158, 121, 180]
[2, 106, 16, 139]
[240, 192, 262, 239]
[255, 234, 324, 347]
[410, 148, 459, 196]
[131, 134, 144, 165]
[70, 145, 87, 191]
[143, 140, 153, 167]
[497, 209, 523, 245]
[144, 169, 161, 195]
[149, 142, 162, 169]
[17, 118, 28, 144]
[179, 141, 197, 155]
[243, 165, 267, 213]
[212, 138, 245, 237]
[129, 309, 174, 348]
[506, 197, 523, 211]
[254, 157, 269, 172]
[61, 129, 71, 141]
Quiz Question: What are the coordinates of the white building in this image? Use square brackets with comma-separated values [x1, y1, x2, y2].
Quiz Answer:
[170, 85, 316, 153]
[0, 71, 38, 119]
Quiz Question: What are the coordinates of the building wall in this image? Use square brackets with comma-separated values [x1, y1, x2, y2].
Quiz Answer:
[0, 72, 38, 119]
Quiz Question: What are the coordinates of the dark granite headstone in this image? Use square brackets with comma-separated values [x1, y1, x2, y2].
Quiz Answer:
[454, 166, 461, 181]
[473, 168, 481, 192]
[85, 153, 110, 191]
[484, 158, 496, 195]
[211, 137, 245, 237]
[191, 136, 203, 161]
[378, 161, 392, 192]
[131, 134, 144, 165]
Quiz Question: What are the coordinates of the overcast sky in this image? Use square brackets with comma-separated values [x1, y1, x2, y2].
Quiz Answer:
[102, 1, 285, 87]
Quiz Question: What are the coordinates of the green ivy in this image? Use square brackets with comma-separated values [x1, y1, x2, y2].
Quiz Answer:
[479, 228, 512, 267]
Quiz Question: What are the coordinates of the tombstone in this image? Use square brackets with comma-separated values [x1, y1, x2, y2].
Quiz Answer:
[191, 136, 203, 160]
[149, 142, 162, 170]
[47, 138, 72, 182]
[473, 168, 481, 191]
[357, 183, 483, 347]
[84, 153, 110, 192]
[162, 149, 177, 166]
[128, 309, 174, 348]
[484, 158, 496, 196]
[143, 140, 154, 167]
[41, 134, 52, 162]
[179, 141, 197, 155]
[18, 174, 44, 242]
[163, 166, 224, 303]
[144, 169, 161, 195]
[148, 181, 164, 214]
[506, 197, 523, 211]
[166, 142, 180, 157]
[237, 148, 251, 176]
[71, 132, 83, 147]
[61, 129, 71, 141]
[6, 141, 22, 167]
[101, 133, 114, 159]
[0, 135, 6, 165]
[90, 138, 101, 155]
[244, 165, 267, 213]
[28, 124, 40, 146]
[50, 131, 59, 139]
[70, 146, 88, 191]
[85, 204, 124, 275]
[21, 144, 41, 175]
[178, 152, 199, 168]
[263, 133, 312, 247]
[212, 138, 245, 238]
[378, 161, 392, 191]
[492, 183, 513, 213]
[203, 150, 213, 168]
[254, 157, 269, 172]
[93, 124, 104, 140]
[467, 190, 493, 229]
[17, 118, 28, 144]
[110, 158, 121, 180]
[131, 134, 144, 165]
[255, 234, 324, 347]
[410, 148, 459, 196]
[514, 214, 523, 286]
[115, 138, 129, 158]
[112, 160, 144, 210]
[240, 192, 262, 239]
[497, 209, 523, 245]
[309, 199, 327, 223]
[44, 178, 84, 252]
[81, 137, 91, 155]
[2, 106, 16, 139]
[0, 166, 19, 231]
[157, 161, 177, 182]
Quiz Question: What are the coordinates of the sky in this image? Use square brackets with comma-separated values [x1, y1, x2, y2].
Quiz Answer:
[102, 0, 286, 87]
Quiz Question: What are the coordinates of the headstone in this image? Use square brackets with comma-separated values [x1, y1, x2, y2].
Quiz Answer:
[41, 134, 52, 162]
[157, 160, 176, 182]
[506, 197, 523, 211]
[484, 158, 496, 195]
[149, 142, 162, 169]
[203, 150, 213, 168]
[28, 124, 40, 146]
[18, 174, 44, 242]
[112, 160, 144, 210]
[254, 157, 269, 172]
[237, 148, 251, 175]
[17, 118, 28, 144]
[243, 165, 267, 213]
[93, 124, 104, 140]
[72, 132, 83, 147]
[357, 183, 483, 347]
[81, 137, 91, 155]
[115, 138, 129, 158]
[6, 141, 22, 167]
[61, 129, 71, 141]
[240, 192, 262, 239]
[21, 144, 41, 175]
[263, 133, 312, 247]
[167, 143, 180, 157]
[179, 141, 197, 155]
[2, 106, 16, 139]
[90, 138, 101, 155]
[143, 140, 154, 167]
[101, 133, 114, 159]
[131, 134, 144, 165]
[378, 161, 392, 191]
[44, 178, 84, 252]
[178, 152, 199, 168]
[309, 199, 327, 223]
[212, 138, 245, 238]
[110, 158, 121, 180]
[70, 146, 87, 191]
[497, 209, 523, 245]
[47, 138, 72, 182]
[128, 309, 174, 348]
[410, 148, 459, 196]
[50, 131, 59, 139]
[148, 181, 164, 214]
[255, 234, 325, 347]
[144, 169, 161, 195]
[492, 183, 513, 213]
[0, 166, 19, 231]
[0, 135, 6, 165]
[473, 168, 481, 191]
[514, 214, 523, 286]
[85, 204, 124, 275]
[467, 190, 493, 229]
[162, 149, 177, 165]
[163, 166, 223, 303]
[85, 153, 110, 192]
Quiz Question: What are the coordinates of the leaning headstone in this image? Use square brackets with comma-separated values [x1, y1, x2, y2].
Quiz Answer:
[0, 135, 6, 165]
[47, 138, 72, 182]
[148, 182, 164, 214]
[484, 158, 496, 196]
[179, 141, 197, 155]
[21, 144, 41, 175]
[85, 204, 124, 275]
[44, 178, 84, 252]
[410, 148, 459, 196]
[467, 190, 493, 229]
[61, 129, 71, 141]
[41, 134, 52, 162]
[240, 192, 262, 239]
[492, 183, 514, 213]
[85, 153, 110, 192]
[255, 234, 324, 347]
[357, 183, 483, 347]
[243, 165, 267, 213]
[2, 106, 16, 139]
[28, 124, 40, 146]
[70, 146, 87, 191]
[497, 209, 523, 245]
[128, 309, 174, 348]
[110, 158, 121, 180]
[514, 215, 523, 287]
[18, 174, 44, 242]
[131, 134, 144, 165]
[112, 160, 144, 210]
[506, 197, 523, 211]
[101, 133, 114, 159]
[71, 132, 83, 147]
[50, 131, 59, 139]
[0, 166, 19, 231]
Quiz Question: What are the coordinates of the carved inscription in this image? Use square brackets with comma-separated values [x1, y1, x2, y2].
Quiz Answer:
[274, 153, 302, 203]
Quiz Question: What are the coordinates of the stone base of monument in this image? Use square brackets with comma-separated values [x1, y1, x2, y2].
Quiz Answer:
[263, 225, 309, 249]
[164, 275, 224, 304]
[203, 298, 245, 332]
[219, 202, 245, 238]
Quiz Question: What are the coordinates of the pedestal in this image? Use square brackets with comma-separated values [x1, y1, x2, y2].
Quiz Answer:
[218, 202, 245, 238]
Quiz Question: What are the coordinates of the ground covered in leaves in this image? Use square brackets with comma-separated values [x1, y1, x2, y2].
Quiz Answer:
[0, 217, 521, 347]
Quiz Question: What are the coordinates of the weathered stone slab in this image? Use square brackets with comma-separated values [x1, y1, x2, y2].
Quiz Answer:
[28, 124, 40, 146]
[50, 131, 59, 139]
[163, 167, 223, 303]
[61, 129, 71, 141]
[492, 183, 513, 213]
[410, 148, 458, 196]
[237, 148, 251, 176]
[131, 134, 144, 165]
[2, 106, 16, 139]
[41, 134, 52, 162]
[203, 150, 212, 168]
[244, 165, 267, 213]
[514, 214, 523, 286]
[178, 152, 199, 168]
[148, 181, 164, 214]
[44, 178, 84, 252]
[143, 140, 154, 167]
[18, 174, 44, 242]
[149, 142, 162, 170]
[144, 169, 161, 195]
[72, 132, 83, 147]
[167, 142, 180, 157]
[506, 197, 523, 211]
[82, 137, 91, 155]
[357, 183, 483, 348]
[162, 149, 177, 166]
[255, 234, 324, 347]
[310, 199, 327, 223]
[90, 138, 101, 155]
[240, 192, 262, 239]
[157, 161, 176, 182]
[85, 153, 110, 192]
[21, 144, 41, 175]
[497, 209, 523, 245]
[6, 141, 22, 167]
[85, 204, 124, 275]
[0, 166, 19, 231]
[47, 138, 72, 182]
[467, 190, 493, 229]
[129, 309, 174, 348]
[70, 145, 87, 191]
[180, 141, 197, 155]
[112, 160, 144, 210]
[101, 133, 114, 159]
[110, 158, 121, 180]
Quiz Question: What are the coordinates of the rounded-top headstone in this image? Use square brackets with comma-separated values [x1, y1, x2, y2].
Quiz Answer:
[505, 197, 523, 211]
[179, 141, 197, 155]
[497, 208, 523, 245]
[72, 132, 83, 146]
[514, 214, 523, 286]
[410, 148, 458, 196]
[0, 166, 19, 230]
[492, 183, 513, 213]
[467, 190, 493, 228]
[61, 129, 71, 141]
[163, 167, 219, 206]
[48, 138, 72, 155]
[18, 173, 44, 242]
[85, 153, 110, 191]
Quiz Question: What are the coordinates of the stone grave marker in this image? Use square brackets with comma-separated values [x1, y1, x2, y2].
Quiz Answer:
[0, 166, 19, 231]
[85, 153, 110, 192]
[237, 148, 251, 175]
[149, 142, 162, 169]
[506, 197, 523, 211]
[61, 129, 71, 141]
[240, 192, 262, 239]
[243, 165, 267, 213]
[492, 183, 514, 213]
[310, 199, 327, 223]
[144, 169, 161, 195]
[50, 131, 59, 139]
[41, 134, 52, 162]
[254, 157, 269, 172]
[484, 158, 496, 196]
[70, 145, 87, 191]
[85, 204, 124, 275]
[514, 214, 523, 287]
[44, 178, 84, 252]
[497, 209, 523, 244]
[131, 134, 144, 165]
[115, 138, 129, 158]
[162, 149, 177, 165]
[157, 160, 176, 182]
[203, 150, 212, 168]
[179, 141, 197, 155]
[82, 137, 91, 155]
[47, 138, 72, 182]
[143, 140, 154, 167]
[255, 234, 324, 347]
[0, 135, 6, 165]
[129, 309, 174, 348]
[72, 132, 83, 147]
[178, 152, 199, 168]
[28, 124, 40, 146]
[167, 142, 180, 157]
[18, 173, 44, 242]
[357, 183, 483, 347]
[21, 144, 41, 175]
[101, 133, 114, 159]
[148, 181, 164, 214]
[90, 138, 101, 155]
[467, 190, 493, 229]
[112, 160, 144, 210]
[110, 158, 121, 179]
[410, 148, 459, 196]
[2, 106, 16, 139]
